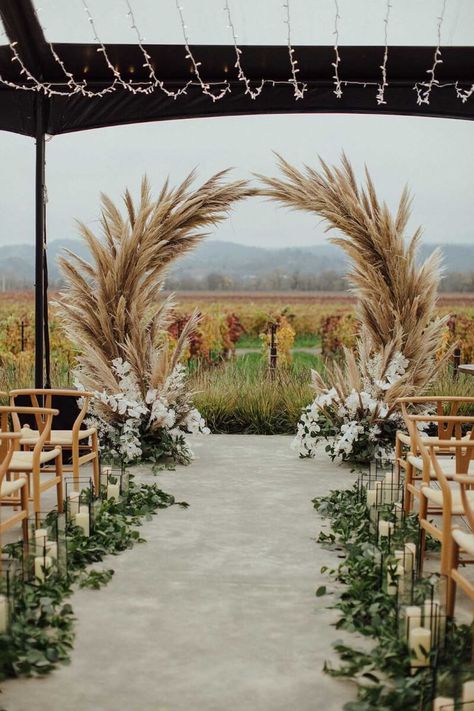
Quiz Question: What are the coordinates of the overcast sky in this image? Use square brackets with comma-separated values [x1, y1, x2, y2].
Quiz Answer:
[0, 112, 472, 249]
[0, 0, 473, 249]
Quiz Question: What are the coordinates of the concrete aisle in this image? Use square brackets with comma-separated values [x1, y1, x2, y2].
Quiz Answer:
[1, 435, 356, 711]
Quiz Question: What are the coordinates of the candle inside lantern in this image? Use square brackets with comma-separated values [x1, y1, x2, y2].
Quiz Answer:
[409, 626, 431, 669]
[34, 555, 52, 582]
[395, 548, 414, 573]
[107, 483, 120, 500]
[46, 540, 58, 559]
[34, 527, 48, 552]
[404, 605, 422, 636]
[0, 594, 8, 634]
[69, 491, 80, 517]
[378, 520, 394, 537]
[75, 507, 90, 537]
[433, 698, 454, 711]
[404, 542, 417, 563]
[462, 680, 474, 710]
[387, 564, 405, 595]
[366, 488, 377, 506]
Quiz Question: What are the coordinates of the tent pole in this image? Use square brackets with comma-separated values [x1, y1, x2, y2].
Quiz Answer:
[35, 96, 45, 389]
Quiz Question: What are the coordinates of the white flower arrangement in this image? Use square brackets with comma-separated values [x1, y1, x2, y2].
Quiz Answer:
[292, 351, 409, 463]
[76, 358, 209, 465]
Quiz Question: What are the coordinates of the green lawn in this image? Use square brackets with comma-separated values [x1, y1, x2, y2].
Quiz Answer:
[190, 351, 321, 434]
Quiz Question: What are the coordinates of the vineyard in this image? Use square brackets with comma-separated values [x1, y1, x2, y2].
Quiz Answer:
[1, 292, 474, 430]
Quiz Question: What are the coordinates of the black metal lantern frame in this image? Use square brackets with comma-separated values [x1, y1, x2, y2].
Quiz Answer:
[358, 465, 404, 511]
[0, 543, 26, 634]
[99, 465, 130, 502]
[396, 575, 449, 675]
[430, 665, 474, 709]
[28, 510, 68, 583]
[65, 478, 98, 537]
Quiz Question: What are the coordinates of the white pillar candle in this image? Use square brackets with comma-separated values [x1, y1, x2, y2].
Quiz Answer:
[404, 543, 417, 570]
[462, 680, 474, 710]
[69, 491, 80, 516]
[378, 520, 394, 537]
[404, 606, 422, 636]
[45, 540, 58, 559]
[0, 594, 8, 634]
[409, 626, 431, 668]
[107, 483, 120, 500]
[433, 698, 454, 711]
[75, 508, 90, 537]
[395, 548, 414, 573]
[366, 488, 377, 506]
[34, 527, 48, 553]
[34, 555, 52, 582]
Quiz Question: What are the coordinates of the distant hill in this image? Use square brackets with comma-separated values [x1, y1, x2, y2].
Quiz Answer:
[0, 238, 473, 291]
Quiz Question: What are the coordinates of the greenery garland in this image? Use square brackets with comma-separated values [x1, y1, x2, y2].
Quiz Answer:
[0, 476, 188, 680]
[314, 484, 473, 710]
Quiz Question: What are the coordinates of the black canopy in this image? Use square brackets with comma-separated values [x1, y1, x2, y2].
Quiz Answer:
[0, 0, 473, 386]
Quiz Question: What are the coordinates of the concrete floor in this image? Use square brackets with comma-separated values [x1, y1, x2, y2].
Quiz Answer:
[0, 435, 358, 711]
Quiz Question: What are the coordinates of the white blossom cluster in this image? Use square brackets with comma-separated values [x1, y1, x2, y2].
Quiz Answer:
[292, 351, 408, 462]
[76, 358, 209, 463]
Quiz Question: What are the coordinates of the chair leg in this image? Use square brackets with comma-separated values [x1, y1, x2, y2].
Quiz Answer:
[20, 481, 29, 548]
[55, 455, 64, 513]
[33, 469, 41, 520]
[446, 542, 459, 617]
[404, 461, 413, 514]
[91, 432, 100, 493]
[72, 440, 80, 487]
[418, 493, 428, 575]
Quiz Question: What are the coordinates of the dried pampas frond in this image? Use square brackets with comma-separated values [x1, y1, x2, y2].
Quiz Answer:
[258, 154, 449, 397]
[56, 171, 253, 397]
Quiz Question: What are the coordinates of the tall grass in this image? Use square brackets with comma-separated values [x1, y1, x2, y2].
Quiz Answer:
[191, 353, 320, 434]
[428, 364, 474, 414]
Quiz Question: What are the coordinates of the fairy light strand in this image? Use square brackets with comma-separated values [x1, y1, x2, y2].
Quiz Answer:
[415, 0, 447, 105]
[223, 0, 264, 99]
[332, 0, 342, 99]
[0, 0, 471, 108]
[125, 0, 191, 98]
[376, 0, 392, 105]
[81, 0, 154, 94]
[175, 0, 230, 102]
[32, 4, 119, 98]
[283, 0, 306, 100]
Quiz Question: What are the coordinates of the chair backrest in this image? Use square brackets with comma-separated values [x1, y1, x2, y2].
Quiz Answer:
[9, 389, 93, 433]
[0, 431, 23, 489]
[398, 397, 474, 441]
[0, 405, 58, 460]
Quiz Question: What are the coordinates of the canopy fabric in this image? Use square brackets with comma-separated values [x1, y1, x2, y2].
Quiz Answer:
[0, 1, 473, 137]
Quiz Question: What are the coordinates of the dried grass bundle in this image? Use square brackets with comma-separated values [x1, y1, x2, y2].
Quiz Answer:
[258, 154, 449, 400]
[57, 171, 252, 398]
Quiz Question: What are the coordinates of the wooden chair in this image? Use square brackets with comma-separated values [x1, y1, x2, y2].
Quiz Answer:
[9, 389, 99, 492]
[0, 405, 63, 517]
[446, 472, 474, 629]
[0, 431, 29, 547]
[397, 397, 474, 513]
[408, 417, 474, 576]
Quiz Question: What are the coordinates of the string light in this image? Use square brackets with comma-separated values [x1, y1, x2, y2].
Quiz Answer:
[81, 0, 154, 94]
[175, 0, 230, 102]
[376, 0, 392, 105]
[0, 0, 471, 110]
[283, 1, 306, 100]
[332, 0, 342, 99]
[33, 4, 118, 98]
[415, 0, 447, 105]
[223, 0, 264, 99]
[124, 0, 191, 99]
